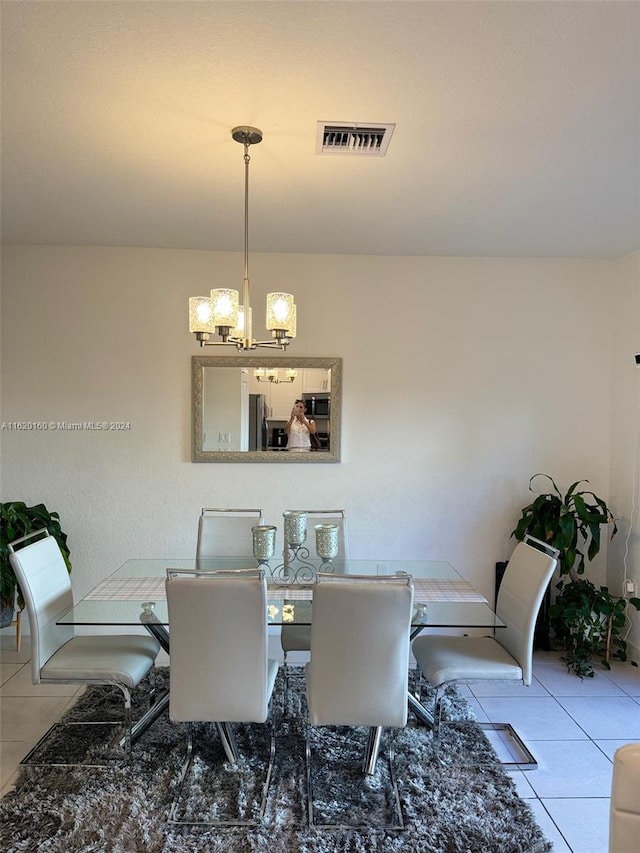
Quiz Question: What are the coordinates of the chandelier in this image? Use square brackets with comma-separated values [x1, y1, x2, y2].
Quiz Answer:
[254, 367, 297, 383]
[188, 126, 297, 350]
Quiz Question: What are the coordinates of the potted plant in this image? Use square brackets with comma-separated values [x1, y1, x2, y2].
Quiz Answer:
[0, 501, 72, 628]
[512, 473, 617, 576]
[549, 577, 640, 678]
[511, 474, 638, 677]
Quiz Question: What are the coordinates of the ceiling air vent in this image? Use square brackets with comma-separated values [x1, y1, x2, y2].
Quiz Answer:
[316, 122, 395, 156]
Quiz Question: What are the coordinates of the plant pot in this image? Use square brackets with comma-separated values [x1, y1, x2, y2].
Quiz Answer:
[0, 597, 14, 629]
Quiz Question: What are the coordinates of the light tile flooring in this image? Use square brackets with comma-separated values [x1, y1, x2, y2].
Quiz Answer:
[1, 631, 639, 852]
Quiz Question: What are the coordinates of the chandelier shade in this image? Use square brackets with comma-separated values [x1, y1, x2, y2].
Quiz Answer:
[188, 296, 214, 333]
[210, 288, 239, 328]
[231, 305, 252, 340]
[266, 292, 295, 334]
[188, 126, 297, 351]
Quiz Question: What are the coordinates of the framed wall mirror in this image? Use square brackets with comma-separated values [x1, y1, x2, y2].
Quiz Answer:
[192, 356, 342, 463]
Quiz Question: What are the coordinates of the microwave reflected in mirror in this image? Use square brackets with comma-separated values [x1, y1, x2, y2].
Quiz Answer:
[192, 356, 342, 463]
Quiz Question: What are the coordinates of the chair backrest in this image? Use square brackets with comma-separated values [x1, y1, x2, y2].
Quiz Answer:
[609, 742, 640, 853]
[496, 537, 558, 685]
[165, 568, 271, 723]
[307, 573, 414, 727]
[8, 530, 74, 683]
[287, 509, 348, 560]
[195, 508, 263, 562]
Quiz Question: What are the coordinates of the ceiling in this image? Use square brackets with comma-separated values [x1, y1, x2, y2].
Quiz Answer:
[1, 1, 638, 259]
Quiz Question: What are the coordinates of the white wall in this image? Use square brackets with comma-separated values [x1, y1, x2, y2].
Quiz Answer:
[0, 246, 624, 637]
[202, 366, 243, 451]
[608, 251, 640, 658]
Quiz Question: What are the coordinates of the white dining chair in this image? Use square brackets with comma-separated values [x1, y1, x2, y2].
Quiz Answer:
[305, 572, 414, 828]
[609, 742, 640, 853]
[8, 529, 161, 764]
[195, 507, 263, 565]
[280, 509, 348, 697]
[412, 536, 558, 768]
[165, 567, 279, 826]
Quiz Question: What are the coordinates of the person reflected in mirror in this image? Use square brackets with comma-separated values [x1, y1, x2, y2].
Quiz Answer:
[285, 399, 317, 452]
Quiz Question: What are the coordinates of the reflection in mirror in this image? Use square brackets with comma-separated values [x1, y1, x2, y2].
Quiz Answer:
[192, 356, 342, 463]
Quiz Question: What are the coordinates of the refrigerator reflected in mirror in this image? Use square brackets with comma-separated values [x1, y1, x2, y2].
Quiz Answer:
[248, 394, 268, 451]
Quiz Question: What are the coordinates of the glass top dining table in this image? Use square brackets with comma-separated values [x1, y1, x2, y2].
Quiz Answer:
[57, 557, 503, 741]
[57, 557, 504, 630]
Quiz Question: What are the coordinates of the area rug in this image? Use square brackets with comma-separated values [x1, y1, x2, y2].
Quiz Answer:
[0, 669, 551, 853]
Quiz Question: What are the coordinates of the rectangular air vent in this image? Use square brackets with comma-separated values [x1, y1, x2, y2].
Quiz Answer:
[316, 122, 395, 156]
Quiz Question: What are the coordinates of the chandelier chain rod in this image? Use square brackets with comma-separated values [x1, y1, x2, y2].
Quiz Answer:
[242, 141, 251, 348]
[243, 141, 251, 295]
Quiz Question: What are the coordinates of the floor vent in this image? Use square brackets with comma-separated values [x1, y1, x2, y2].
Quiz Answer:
[316, 122, 395, 156]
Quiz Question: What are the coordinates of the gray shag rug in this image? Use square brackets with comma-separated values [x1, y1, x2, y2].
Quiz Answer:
[0, 669, 551, 853]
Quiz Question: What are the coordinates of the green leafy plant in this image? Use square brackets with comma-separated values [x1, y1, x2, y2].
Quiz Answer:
[512, 473, 617, 578]
[0, 501, 71, 613]
[550, 578, 640, 678]
[512, 473, 627, 677]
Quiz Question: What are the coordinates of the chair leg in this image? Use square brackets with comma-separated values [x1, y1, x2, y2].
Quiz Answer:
[414, 666, 422, 701]
[363, 726, 383, 775]
[432, 684, 447, 757]
[168, 724, 195, 825]
[306, 725, 404, 829]
[259, 719, 276, 823]
[282, 649, 290, 712]
[169, 721, 276, 827]
[118, 683, 133, 758]
[216, 721, 240, 765]
[430, 684, 537, 769]
[475, 722, 539, 769]
[148, 665, 157, 707]
[387, 742, 405, 830]
[15, 609, 22, 652]
[305, 724, 315, 827]
[22, 679, 134, 766]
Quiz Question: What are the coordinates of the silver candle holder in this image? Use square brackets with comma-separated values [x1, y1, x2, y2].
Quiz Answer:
[252, 525, 277, 563]
[283, 511, 307, 546]
[314, 523, 339, 560]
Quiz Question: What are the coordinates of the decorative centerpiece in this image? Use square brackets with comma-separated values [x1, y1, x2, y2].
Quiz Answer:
[255, 513, 341, 586]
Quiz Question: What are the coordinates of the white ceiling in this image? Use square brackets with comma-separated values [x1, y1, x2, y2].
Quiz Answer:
[1, 1, 638, 258]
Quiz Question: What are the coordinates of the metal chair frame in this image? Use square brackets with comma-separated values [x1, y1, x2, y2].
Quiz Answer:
[168, 720, 276, 827]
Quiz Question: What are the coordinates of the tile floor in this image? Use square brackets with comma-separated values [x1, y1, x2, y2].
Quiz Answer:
[1, 630, 638, 852]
